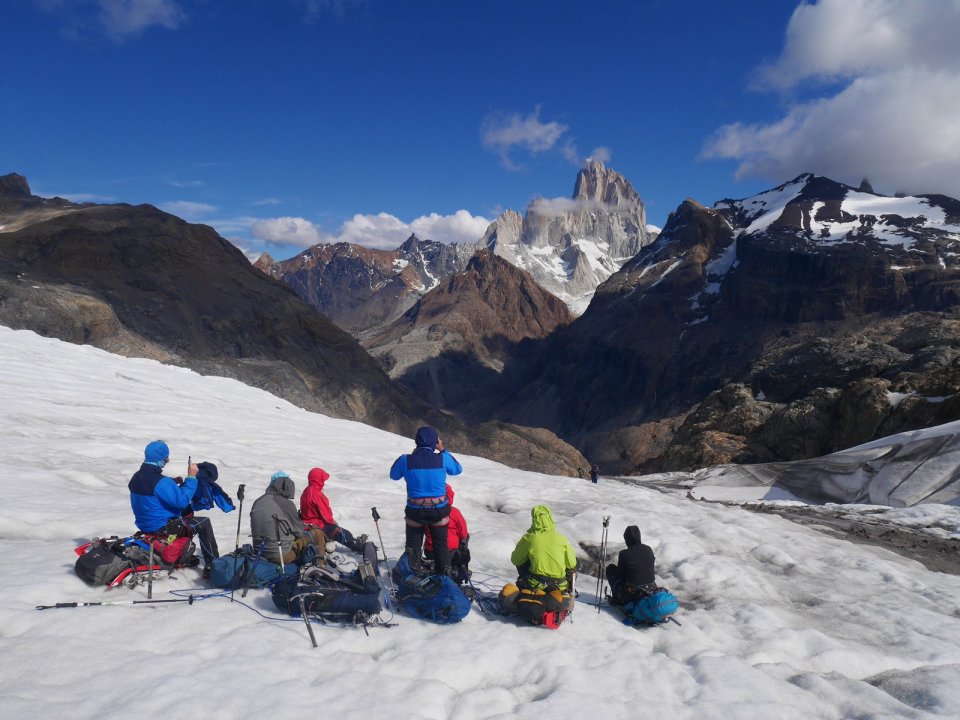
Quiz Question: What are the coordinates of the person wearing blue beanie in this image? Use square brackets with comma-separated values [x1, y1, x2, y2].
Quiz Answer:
[128, 440, 220, 576]
[389, 426, 462, 576]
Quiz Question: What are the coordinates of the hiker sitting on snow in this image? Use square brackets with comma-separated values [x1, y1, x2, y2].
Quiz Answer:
[299, 467, 368, 553]
[606, 525, 658, 605]
[128, 440, 220, 578]
[510, 505, 577, 602]
[424, 483, 471, 584]
[250, 471, 325, 565]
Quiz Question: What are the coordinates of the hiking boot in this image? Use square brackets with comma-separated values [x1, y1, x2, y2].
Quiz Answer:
[202, 566, 212, 580]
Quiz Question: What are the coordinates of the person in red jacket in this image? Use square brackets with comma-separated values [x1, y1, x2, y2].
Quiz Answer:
[423, 484, 471, 584]
[299, 467, 367, 553]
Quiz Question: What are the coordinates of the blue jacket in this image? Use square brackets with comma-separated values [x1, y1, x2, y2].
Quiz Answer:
[390, 449, 462, 501]
[128, 463, 199, 532]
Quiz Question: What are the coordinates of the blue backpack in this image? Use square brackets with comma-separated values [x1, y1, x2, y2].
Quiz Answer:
[209, 548, 297, 589]
[623, 589, 679, 626]
[393, 553, 471, 624]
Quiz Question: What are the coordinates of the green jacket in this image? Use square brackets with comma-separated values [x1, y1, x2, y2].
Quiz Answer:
[510, 505, 577, 581]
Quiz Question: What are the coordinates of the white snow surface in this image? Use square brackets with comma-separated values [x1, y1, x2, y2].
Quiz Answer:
[3, 326, 960, 719]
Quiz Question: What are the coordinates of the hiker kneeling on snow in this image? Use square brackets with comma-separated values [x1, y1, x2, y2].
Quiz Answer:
[251, 472, 325, 565]
[500, 505, 577, 627]
[128, 440, 220, 577]
[607, 525, 658, 606]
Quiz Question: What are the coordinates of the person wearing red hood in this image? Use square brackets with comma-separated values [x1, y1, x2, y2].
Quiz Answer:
[423, 483, 470, 584]
[299, 467, 367, 553]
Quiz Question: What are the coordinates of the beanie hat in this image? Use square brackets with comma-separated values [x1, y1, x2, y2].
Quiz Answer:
[271, 470, 290, 481]
[414, 426, 439, 449]
[144, 440, 170, 465]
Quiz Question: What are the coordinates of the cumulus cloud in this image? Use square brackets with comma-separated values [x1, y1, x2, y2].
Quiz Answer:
[588, 147, 612, 164]
[161, 200, 217, 219]
[249, 210, 490, 250]
[251, 217, 323, 248]
[703, 0, 960, 198]
[482, 106, 580, 171]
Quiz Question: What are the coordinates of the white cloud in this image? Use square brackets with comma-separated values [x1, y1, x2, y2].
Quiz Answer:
[588, 147, 612, 164]
[482, 106, 579, 171]
[253, 198, 283, 206]
[168, 180, 203, 188]
[703, 0, 960, 198]
[250, 217, 323, 248]
[248, 210, 491, 250]
[160, 200, 217, 219]
[98, 0, 185, 40]
[527, 196, 609, 219]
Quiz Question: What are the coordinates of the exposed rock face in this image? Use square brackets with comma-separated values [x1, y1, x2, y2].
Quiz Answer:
[263, 162, 654, 334]
[361, 250, 573, 410]
[256, 234, 478, 333]
[0, 177, 587, 477]
[0, 173, 31, 198]
[481, 160, 655, 313]
[474, 175, 960, 474]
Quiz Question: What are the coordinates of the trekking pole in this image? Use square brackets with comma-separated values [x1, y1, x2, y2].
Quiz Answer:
[370, 507, 395, 602]
[596, 516, 610, 613]
[230, 483, 246, 603]
[272, 514, 286, 575]
[147, 539, 154, 600]
[371, 507, 388, 563]
[36, 596, 195, 610]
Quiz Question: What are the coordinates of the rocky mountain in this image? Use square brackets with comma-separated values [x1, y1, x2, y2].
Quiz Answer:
[360, 250, 574, 410]
[255, 235, 477, 333]
[260, 161, 654, 336]
[480, 159, 656, 313]
[470, 174, 960, 474]
[0, 173, 588, 476]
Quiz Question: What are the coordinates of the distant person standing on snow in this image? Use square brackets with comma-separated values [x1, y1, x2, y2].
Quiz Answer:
[299, 466, 367, 553]
[590, 464, 600, 484]
[128, 440, 220, 577]
[606, 525, 657, 605]
[389, 426, 462, 576]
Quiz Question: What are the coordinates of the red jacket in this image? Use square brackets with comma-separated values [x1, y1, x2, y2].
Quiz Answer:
[425, 484, 468, 551]
[300, 467, 336, 528]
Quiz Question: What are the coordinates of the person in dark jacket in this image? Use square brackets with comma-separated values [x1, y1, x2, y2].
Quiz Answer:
[389, 426, 462, 575]
[128, 440, 220, 576]
[590, 465, 600, 484]
[606, 525, 657, 605]
[250, 471, 325, 565]
[299, 467, 367, 553]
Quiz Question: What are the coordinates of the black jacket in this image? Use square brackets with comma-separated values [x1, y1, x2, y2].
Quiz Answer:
[615, 525, 655, 588]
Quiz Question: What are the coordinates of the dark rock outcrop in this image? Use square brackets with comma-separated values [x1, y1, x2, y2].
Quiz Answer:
[0, 177, 587, 476]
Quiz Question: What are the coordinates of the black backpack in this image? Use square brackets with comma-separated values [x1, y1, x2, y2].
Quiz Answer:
[75, 539, 131, 586]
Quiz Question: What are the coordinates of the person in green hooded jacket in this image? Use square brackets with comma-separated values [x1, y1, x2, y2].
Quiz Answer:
[510, 505, 578, 594]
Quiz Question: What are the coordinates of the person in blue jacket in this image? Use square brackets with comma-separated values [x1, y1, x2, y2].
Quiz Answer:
[389, 426, 462, 575]
[128, 440, 220, 577]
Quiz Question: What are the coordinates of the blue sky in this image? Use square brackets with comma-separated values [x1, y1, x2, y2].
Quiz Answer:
[4, 1, 959, 259]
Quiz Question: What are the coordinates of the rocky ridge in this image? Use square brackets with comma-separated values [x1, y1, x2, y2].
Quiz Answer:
[0, 174, 587, 476]
[471, 174, 960, 474]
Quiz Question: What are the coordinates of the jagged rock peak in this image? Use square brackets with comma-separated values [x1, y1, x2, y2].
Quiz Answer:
[0, 173, 31, 197]
[572, 159, 641, 206]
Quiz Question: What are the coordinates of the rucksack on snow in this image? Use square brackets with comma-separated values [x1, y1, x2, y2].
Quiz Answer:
[622, 588, 680, 626]
[74, 534, 197, 588]
[392, 552, 471, 624]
